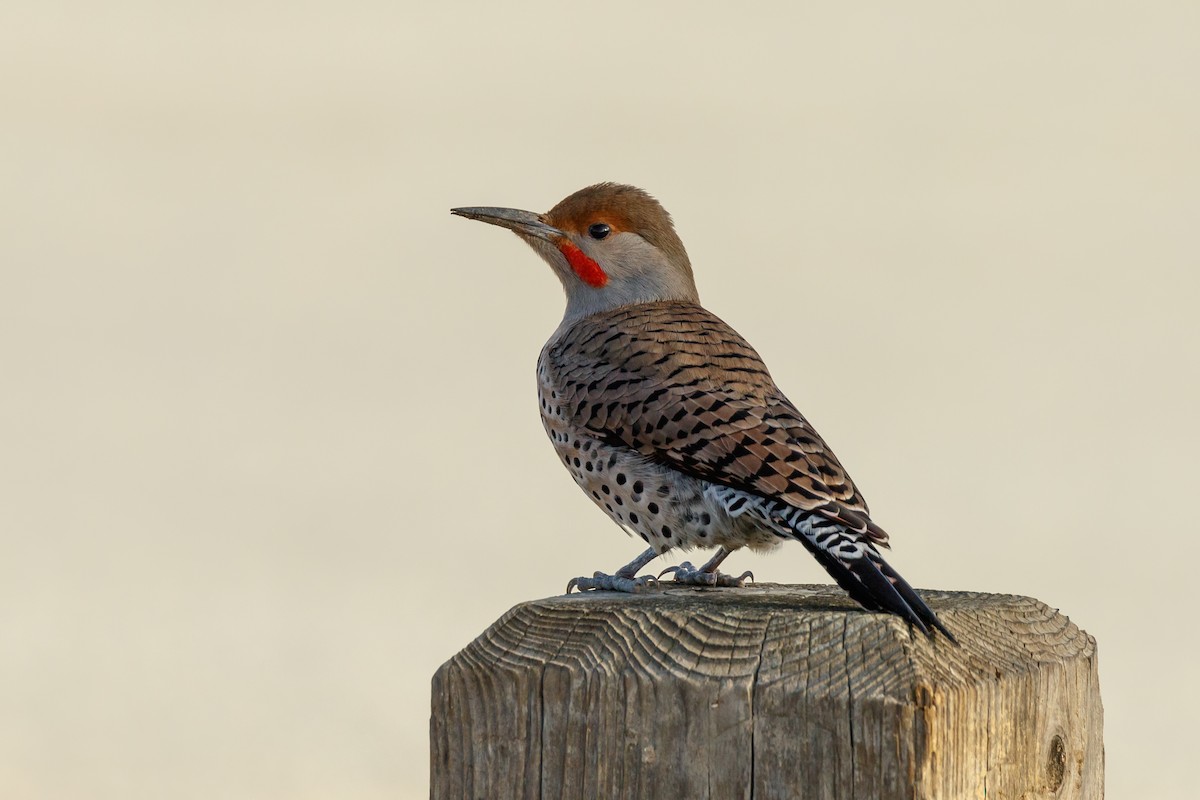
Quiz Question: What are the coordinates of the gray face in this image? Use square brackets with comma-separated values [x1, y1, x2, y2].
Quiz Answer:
[550, 230, 700, 323]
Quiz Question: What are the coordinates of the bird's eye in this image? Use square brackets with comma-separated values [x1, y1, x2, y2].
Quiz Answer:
[588, 223, 611, 240]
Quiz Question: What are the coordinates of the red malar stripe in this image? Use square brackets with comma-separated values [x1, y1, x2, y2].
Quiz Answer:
[558, 241, 608, 288]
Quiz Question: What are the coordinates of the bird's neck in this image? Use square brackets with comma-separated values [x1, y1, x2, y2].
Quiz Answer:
[560, 275, 699, 326]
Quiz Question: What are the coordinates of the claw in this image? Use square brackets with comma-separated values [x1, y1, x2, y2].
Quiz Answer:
[712, 570, 754, 587]
[661, 563, 754, 588]
[657, 561, 695, 580]
[631, 575, 659, 592]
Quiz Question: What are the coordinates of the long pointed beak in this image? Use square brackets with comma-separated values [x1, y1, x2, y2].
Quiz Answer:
[450, 206, 564, 242]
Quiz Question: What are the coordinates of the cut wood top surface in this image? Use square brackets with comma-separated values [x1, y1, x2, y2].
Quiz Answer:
[453, 584, 1095, 696]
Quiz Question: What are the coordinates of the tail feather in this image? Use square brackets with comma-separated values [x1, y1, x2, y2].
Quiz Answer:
[790, 513, 955, 641]
[870, 551, 958, 643]
[795, 533, 929, 634]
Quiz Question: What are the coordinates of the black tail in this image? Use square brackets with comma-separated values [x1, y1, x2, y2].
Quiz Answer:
[793, 519, 956, 643]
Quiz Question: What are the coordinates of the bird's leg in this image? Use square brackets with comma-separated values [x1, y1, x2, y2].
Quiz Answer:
[659, 546, 754, 588]
[566, 547, 661, 594]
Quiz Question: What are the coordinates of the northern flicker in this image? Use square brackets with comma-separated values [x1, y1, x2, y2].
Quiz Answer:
[452, 183, 953, 639]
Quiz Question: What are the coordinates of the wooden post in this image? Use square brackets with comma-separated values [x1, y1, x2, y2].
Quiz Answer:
[430, 584, 1102, 799]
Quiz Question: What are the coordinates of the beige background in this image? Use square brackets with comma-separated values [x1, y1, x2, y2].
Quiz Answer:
[2, 2, 1197, 798]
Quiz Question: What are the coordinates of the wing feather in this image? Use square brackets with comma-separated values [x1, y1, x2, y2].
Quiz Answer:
[542, 302, 889, 545]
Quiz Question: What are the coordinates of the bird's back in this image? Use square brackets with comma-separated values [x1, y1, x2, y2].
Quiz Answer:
[539, 301, 879, 537]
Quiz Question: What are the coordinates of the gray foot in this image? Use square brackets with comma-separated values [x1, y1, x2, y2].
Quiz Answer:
[659, 561, 754, 588]
[566, 572, 659, 594]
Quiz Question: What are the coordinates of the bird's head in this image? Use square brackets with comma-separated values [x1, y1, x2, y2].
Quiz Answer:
[452, 183, 699, 322]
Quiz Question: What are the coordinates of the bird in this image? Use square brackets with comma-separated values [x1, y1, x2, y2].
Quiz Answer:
[451, 183, 954, 639]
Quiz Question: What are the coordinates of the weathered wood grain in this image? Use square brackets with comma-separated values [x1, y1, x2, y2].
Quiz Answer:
[430, 584, 1102, 799]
